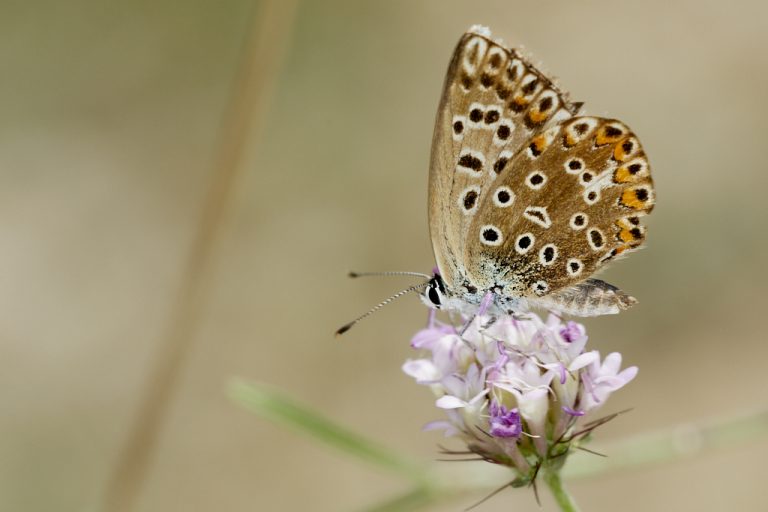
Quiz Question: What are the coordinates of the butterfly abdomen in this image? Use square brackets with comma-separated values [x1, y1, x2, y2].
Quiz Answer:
[533, 278, 638, 317]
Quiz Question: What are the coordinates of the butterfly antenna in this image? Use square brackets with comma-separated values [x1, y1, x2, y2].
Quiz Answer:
[336, 281, 429, 336]
[348, 270, 431, 279]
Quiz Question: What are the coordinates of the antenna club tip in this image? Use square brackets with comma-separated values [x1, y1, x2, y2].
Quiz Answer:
[348, 271, 359, 278]
[335, 323, 353, 336]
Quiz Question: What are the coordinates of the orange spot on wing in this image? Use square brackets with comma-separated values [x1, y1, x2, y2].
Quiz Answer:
[527, 109, 549, 124]
[595, 125, 624, 146]
[613, 138, 632, 161]
[512, 96, 529, 108]
[614, 166, 636, 183]
[620, 188, 651, 210]
[564, 134, 578, 147]
[618, 229, 635, 243]
[530, 134, 549, 153]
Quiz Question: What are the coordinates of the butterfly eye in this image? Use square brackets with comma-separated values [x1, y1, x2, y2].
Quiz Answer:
[422, 275, 448, 310]
[427, 286, 441, 307]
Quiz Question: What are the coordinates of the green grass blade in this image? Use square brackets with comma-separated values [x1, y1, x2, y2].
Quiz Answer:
[227, 378, 427, 482]
[360, 486, 439, 512]
[564, 408, 768, 479]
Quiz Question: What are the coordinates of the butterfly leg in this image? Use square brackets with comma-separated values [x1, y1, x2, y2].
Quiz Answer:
[426, 308, 437, 329]
[480, 315, 498, 331]
[459, 291, 495, 337]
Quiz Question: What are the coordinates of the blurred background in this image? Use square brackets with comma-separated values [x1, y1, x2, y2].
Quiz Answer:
[2, 0, 767, 511]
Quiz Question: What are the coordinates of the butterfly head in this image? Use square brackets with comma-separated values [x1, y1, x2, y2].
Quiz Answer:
[420, 273, 448, 310]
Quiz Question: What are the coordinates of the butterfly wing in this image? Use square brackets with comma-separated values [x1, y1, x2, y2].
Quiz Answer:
[466, 116, 655, 313]
[428, 26, 580, 294]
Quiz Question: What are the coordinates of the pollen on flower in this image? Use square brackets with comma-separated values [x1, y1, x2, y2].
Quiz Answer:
[402, 312, 637, 479]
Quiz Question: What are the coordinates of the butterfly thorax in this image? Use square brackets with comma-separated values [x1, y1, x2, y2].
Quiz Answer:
[420, 272, 529, 316]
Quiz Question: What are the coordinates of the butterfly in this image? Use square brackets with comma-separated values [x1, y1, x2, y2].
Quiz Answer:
[337, 26, 654, 335]
[421, 25, 655, 319]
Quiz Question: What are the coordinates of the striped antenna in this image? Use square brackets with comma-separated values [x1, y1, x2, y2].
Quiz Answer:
[348, 271, 431, 279]
[336, 280, 429, 336]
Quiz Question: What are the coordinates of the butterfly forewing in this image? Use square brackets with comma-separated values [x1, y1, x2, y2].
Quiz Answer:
[428, 27, 580, 295]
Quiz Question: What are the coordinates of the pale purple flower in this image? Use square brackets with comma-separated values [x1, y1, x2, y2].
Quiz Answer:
[402, 312, 638, 477]
[489, 401, 522, 438]
[559, 321, 585, 343]
[580, 352, 638, 412]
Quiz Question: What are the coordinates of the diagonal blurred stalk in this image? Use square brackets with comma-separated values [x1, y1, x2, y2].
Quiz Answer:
[564, 407, 768, 480]
[360, 487, 437, 512]
[228, 379, 428, 482]
[230, 378, 768, 512]
[543, 469, 580, 512]
[102, 2, 299, 511]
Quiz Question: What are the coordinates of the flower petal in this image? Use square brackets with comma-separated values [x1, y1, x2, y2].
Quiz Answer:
[602, 352, 623, 375]
[402, 359, 439, 383]
[422, 420, 460, 437]
[570, 351, 599, 372]
[435, 395, 468, 409]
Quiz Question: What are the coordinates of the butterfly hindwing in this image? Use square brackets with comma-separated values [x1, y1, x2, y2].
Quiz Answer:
[465, 116, 655, 304]
[428, 26, 580, 295]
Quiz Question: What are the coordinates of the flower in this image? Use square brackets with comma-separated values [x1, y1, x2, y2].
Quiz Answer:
[403, 312, 637, 481]
[489, 401, 522, 438]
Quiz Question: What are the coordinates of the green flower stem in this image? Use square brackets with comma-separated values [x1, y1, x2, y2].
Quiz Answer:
[361, 486, 438, 512]
[543, 469, 581, 512]
[228, 379, 428, 483]
[564, 408, 768, 480]
[230, 380, 768, 511]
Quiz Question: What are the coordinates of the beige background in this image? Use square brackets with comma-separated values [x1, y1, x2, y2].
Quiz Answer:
[2, 1, 767, 511]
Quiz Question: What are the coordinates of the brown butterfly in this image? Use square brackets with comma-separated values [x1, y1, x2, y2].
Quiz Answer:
[421, 25, 655, 318]
[337, 26, 655, 335]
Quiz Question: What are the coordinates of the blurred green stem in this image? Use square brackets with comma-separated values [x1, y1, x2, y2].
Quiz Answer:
[231, 379, 768, 511]
[361, 487, 437, 512]
[565, 408, 768, 480]
[544, 470, 580, 512]
[228, 379, 427, 483]
[102, 2, 298, 511]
